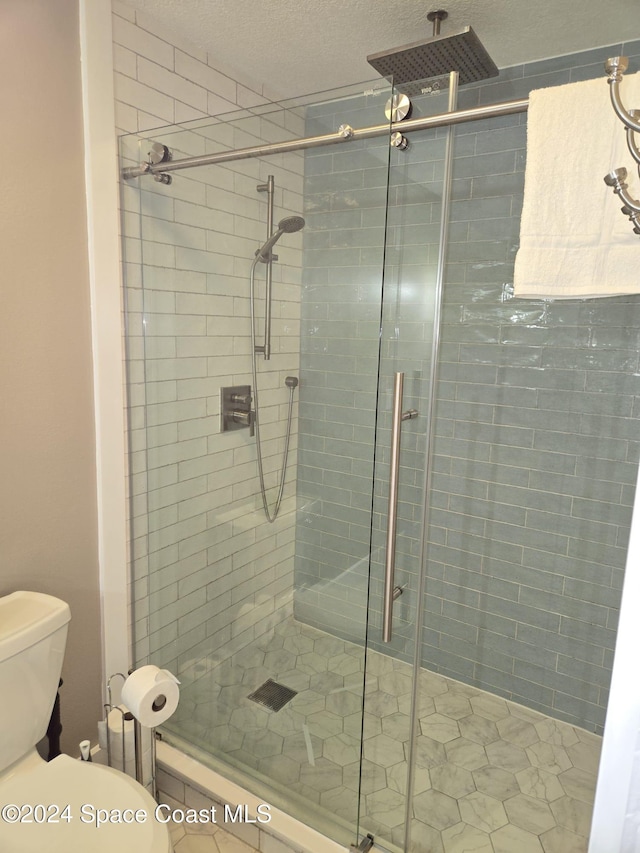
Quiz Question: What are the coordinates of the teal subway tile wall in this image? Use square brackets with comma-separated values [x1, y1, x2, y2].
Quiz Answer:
[293, 39, 640, 733]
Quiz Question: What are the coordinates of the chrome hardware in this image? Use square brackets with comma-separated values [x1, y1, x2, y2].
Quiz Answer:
[427, 9, 448, 35]
[231, 392, 251, 406]
[383, 373, 418, 643]
[338, 124, 354, 139]
[221, 385, 254, 436]
[621, 206, 640, 234]
[350, 833, 374, 852]
[604, 55, 640, 130]
[604, 167, 628, 189]
[257, 176, 275, 359]
[147, 142, 172, 165]
[385, 93, 412, 122]
[122, 141, 173, 183]
[605, 55, 629, 82]
[253, 179, 304, 359]
[149, 143, 173, 182]
[390, 131, 410, 150]
[626, 110, 640, 170]
[121, 100, 529, 181]
[604, 57, 640, 235]
[255, 251, 278, 264]
[603, 168, 640, 215]
[285, 376, 299, 389]
[230, 410, 255, 434]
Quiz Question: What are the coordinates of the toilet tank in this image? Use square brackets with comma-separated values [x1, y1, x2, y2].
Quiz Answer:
[0, 592, 71, 772]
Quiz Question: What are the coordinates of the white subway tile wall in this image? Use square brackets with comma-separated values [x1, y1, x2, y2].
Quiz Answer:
[114, 0, 304, 678]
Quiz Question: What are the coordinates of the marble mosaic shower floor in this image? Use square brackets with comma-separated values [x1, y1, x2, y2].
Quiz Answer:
[170, 618, 601, 853]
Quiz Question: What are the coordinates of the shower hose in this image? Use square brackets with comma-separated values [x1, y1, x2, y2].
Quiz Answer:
[249, 256, 297, 523]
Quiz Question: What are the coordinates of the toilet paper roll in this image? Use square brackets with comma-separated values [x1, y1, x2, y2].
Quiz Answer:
[97, 705, 153, 785]
[121, 665, 180, 728]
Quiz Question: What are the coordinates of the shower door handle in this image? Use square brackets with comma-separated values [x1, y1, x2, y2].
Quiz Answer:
[383, 372, 418, 643]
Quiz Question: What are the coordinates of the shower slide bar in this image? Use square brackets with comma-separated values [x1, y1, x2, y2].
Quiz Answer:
[256, 175, 275, 360]
[121, 97, 528, 180]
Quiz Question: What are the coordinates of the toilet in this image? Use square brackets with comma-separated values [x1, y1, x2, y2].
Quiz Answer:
[0, 591, 173, 852]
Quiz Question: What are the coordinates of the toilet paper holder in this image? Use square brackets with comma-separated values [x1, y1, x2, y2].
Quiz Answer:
[104, 672, 158, 801]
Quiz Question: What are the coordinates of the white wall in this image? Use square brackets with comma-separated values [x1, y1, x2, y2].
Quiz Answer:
[1, 0, 103, 753]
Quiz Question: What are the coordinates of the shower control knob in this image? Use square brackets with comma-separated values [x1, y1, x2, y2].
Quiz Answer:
[231, 393, 252, 405]
[231, 410, 255, 437]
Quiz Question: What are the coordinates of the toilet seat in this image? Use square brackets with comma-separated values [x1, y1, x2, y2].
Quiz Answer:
[0, 755, 172, 852]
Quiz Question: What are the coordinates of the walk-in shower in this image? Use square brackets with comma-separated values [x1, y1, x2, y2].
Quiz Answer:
[120, 28, 640, 853]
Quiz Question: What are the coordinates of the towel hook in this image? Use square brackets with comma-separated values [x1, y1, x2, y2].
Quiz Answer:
[603, 57, 640, 236]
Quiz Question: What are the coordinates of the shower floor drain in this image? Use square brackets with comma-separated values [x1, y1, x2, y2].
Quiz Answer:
[247, 679, 297, 712]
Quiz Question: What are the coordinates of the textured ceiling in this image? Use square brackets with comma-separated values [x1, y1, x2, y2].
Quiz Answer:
[123, 0, 640, 97]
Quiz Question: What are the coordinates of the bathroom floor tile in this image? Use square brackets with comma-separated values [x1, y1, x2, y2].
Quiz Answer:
[441, 821, 494, 853]
[165, 617, 602, 852]
[491, 823, 544, 853]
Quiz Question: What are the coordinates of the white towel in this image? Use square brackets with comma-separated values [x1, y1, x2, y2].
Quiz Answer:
[513, 72, 640, 299]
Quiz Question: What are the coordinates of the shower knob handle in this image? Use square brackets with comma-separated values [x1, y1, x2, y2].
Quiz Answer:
[231, 392, 252, 406]
[231, 409, 255, 436]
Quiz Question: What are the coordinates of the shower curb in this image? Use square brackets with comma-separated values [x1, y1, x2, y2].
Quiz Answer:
[156, 741, 350, 853]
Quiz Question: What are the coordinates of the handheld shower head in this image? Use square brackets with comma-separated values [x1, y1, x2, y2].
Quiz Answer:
[256, 215, 305, 261]
[277, 215, 305, 233]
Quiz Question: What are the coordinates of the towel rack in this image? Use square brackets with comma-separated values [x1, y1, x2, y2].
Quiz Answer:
[603, 57, 640, 236]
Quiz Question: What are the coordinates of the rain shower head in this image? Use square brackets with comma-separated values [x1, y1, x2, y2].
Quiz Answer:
[256, 215, 305, 261]
[367, 9, 498, 93]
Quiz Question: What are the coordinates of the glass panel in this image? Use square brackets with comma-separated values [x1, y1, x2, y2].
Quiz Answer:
[120, 80, 393, 847]
[361, 75, 455, 853]
[388, 73, 639, 853]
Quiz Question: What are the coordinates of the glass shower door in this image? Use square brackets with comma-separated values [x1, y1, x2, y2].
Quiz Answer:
[358, 75, 457, 852]
[363, 56, 640, 853]
[121, 81, 400, 849]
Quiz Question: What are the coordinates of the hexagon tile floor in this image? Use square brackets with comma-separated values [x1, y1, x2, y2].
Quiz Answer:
[168, 821, 259, 853]
[167, 618, 601, 853]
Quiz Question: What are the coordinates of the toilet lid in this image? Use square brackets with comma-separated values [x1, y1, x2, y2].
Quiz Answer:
[0, 755, 171, 852]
